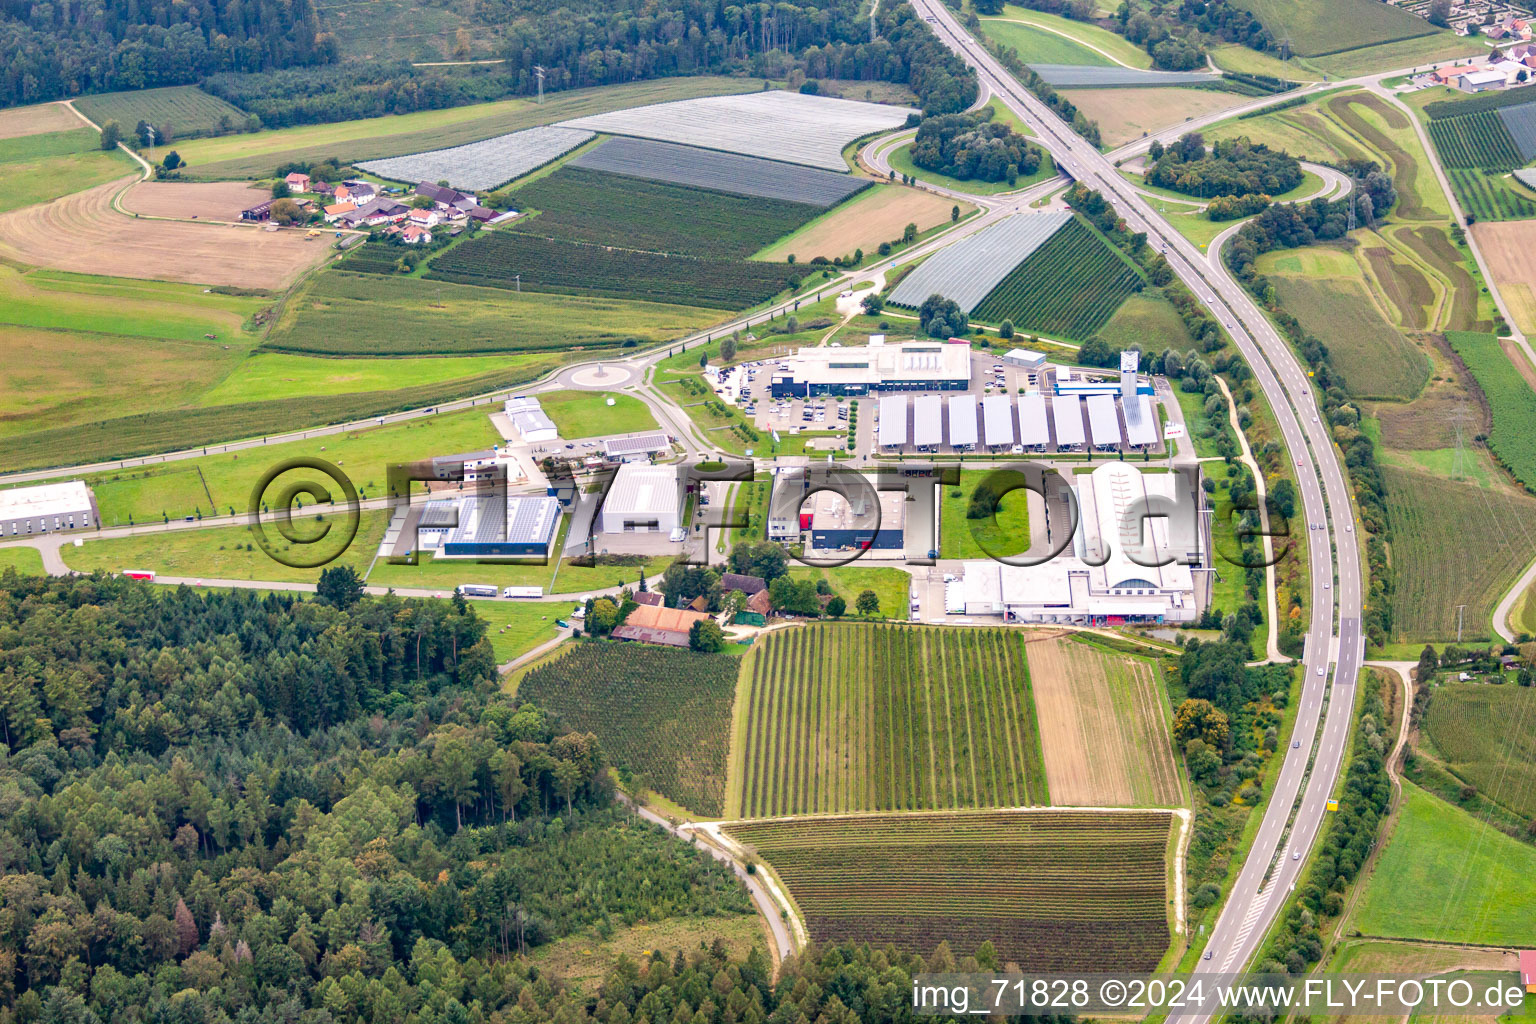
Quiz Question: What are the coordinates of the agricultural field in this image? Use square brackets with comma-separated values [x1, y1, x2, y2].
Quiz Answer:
[1062, 87, 1249, 149]
[992, 4, 1154, 67]
[1422, 683, 1536, 821]
[61, 510, 389, 585]
[356, 125, 595, 190]
[1308, 34, 1481, 78]
[723, 809, 1175, 970]
[1098, 292, 1198, 349]
[572, 136, 870, 206]
[939, 469, 1033, 560]
[266, 269, 727, 356]
[0, 101, 81, 139]
[888, 211, 1071, 312]
[536, 391, 657, 437]
[0, 180, 330, 289]
[1498, 101, 1536, 162]
[725, 623, 1049, 818]
[1425, 110, 1523, 171]
[1449, 168, 1536, 221]
[0, 264, 263, 345]
[148, 78, 758, 180]
[977, 18, 1114, 66]
[120, 181, 285, 220]
[508, 167, 823, 259]
[1419, 95, 1536, 221]
[0, 128, 137, 213]
[1227, 0, 1437, 58]
[74, 86, 246, 141]
[426, 231, 797, 309]
[970, 217, 1142, 339]
[1207, 45, 1327, 81]
[194, 350, 562, 406]
[1348, 782, 1536, 945]
[1471, 220, 1536, 334]
[1446, 331, 1536, 491]
[515, 642, 741, 815]
[753, 185, 964, 263]
[1024, 636, 1183, 807]
[559, 91, 914, 172]
[1382, 464, 1536, 642]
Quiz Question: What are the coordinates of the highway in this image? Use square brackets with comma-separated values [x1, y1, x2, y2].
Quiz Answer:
[905, 0, 1365, 996]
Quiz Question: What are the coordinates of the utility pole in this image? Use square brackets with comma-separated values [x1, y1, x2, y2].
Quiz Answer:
[514, 273, 520, 293]
[534, 66, 546, 104]
[1456, 604, 1467, 642]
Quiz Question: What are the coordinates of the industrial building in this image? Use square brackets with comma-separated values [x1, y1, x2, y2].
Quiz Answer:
[504, 396, 558, 443]
[1002, 348, 1047, 370]
[770, 336, 972, 397]
[0, 480, 98, 536]
[604, 432, 672, 463]
[982, 394, 1015, 449]
[1018, 392, 1050, 450]
[807, 487, 906, 553]
[1051, 393, 1086, 450]
[418, 493, 562, 559]
[960, 462, 1211, 625]
[913, 395, 944, 450]
[599, 462, 680, 534]
[948, 394, 978, 451]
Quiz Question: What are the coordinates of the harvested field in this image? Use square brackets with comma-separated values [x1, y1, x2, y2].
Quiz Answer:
[723, 809, 1175, 970]
[0, 101, 80, 139]
[1024, 636, 1182, 807]
[1061, 87, 1250, 148]
[754, 185, 962, 262]
[0, 179, 330, 289]
[1470, 219, 1536, 335]
[121, 181, 277, 221]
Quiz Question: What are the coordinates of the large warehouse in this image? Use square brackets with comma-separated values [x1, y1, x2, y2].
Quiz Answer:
[960, 462, 1212, 625]
[599, 462, 680, 534]
[0, 480, 98, 536]
[808, 488, 907, 554]
[771, 337, 972, 397]
[438, 493, 563, 559]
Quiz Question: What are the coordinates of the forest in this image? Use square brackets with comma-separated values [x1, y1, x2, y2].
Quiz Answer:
[910, 110, 1043, 183]
[0, 0, 332, 108]
[0, 574, 757, 1021]
[1144, 132, 1303, 200]
[1000, 0, 1273, 70]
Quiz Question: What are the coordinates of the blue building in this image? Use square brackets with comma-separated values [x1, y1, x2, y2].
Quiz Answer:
[441, 494, 562, 559]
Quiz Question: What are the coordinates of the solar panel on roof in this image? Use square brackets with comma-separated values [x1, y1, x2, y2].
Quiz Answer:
[878, 395, 907, 447]
[1126, 395, 1158, 447]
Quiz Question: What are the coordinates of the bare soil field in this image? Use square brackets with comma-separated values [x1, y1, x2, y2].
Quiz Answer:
[0, 101, 81, 139]
[1471, 220, 1536, 334]
[0, 179, 330, 289]
[1025, 636, 1182, 807]
[122, 181, 275, 221]
[754, 185, 964, 261]
[1061, 87, 1250, 148]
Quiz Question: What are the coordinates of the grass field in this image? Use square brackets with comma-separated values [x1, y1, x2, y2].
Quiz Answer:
[0, 101, 81, 139]
[1062, 87, 1253, 149]
[516, 642, 741, 815]
[1349, 782, 1536, 945]
[74, 86, 245, 141]
[536, 390, 657, 438]
[1382, 464, 1536, 642]
[725, 623, 1049, 818]
[0, 266, 265, 341]
[0, 128, 136, 213]
[60, 510, 388, 585]
[1228, 0, 1438, 58]
[528, 913, 764, 993]
[939, 469, 1033, 560]
[265, 269, 727, 357]
[991, 4, 1153, 66]
[723, 809, 1175, 969]
[367, 548, 670, 596]
[151, 78, 757, 180]
[1025, 635, 1183, 807]
[1308, 33, 1483, 78]
[1446, 331, 1536, 492]
[885, 139, 1057, 196]
[972, 216, 1142, 339]
[978, 17, 1114, 65]
[470, 599, 564, 663]
[1208, 44, 1326, 81]
[783, 566, 911, 621]
[1099, 291, 1199, 349]
[754, 185, 967, 262]
[1422, 682, 1536, 821]
[0, 547, 46, 575]
[196, 351, 562, 406]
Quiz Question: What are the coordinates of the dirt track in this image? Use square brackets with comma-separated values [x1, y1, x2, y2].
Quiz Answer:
[0, 178, 330, 289]
[122, 181, 276, 221]
[0, 101, 81, 139]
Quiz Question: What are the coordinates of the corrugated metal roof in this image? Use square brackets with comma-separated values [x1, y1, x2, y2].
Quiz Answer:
[605, 462, 679, 516]
[506, 495, 562, 545]
[1018, 392, 1050, 446]
[1087, 394, 1122, 447]
[913, 395, 943, 447]
[878, 395, 907, 447]
[1052, 394, 1086, 447]
[982, 394, 1015, 446]
[888, 212, 1073, 313]
[512, 409, 557, 436]
[418, 499, 459, 529]
[1125, 395, 1158, 447]
[605, 431, 671, 455]
[948, 394, 978, 447]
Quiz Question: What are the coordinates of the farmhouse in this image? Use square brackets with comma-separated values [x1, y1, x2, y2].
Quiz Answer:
[960, 462, 1211, 625]
[0, 480, 98, 536]
[611, 603, 713, 648]
[402, 225, 432, 244]
[438, 493, 562, 559]
[323, 201, 356, 223]
[770, 336, 972, 397]
[285, 172, 311, 192]
[408, 209, 441, 229]
[1521, 949, 1535, 992]
[599, 462, 680, 535]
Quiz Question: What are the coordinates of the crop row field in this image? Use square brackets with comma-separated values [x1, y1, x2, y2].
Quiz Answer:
[1227, 0, 1437, 57]
[888, 211, 1071, 312]
[74, 85, 246, 141]
[1422, 683, 1536, 821]
[508, 167, 824, 260]
[726, 623, 1049, 819]
[516, 643, 741, 816]
[559, 90, 915, 172]
[1425, 111, 1523, 171]
[1446, 331, 1536, 490]
[427, 231, 796, 309]
[1448, 168, 1536, 222]
[723, 809, 1175, 970]
[1497, 101, 1536, 162]
[970, 217, 1141, 339]
[356, 125, 594, 190]
[571, 136, 870, 207]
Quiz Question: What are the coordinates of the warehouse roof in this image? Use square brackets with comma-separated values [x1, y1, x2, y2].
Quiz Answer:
[780, 340, 972, 389]
[1018, 392, 1050, 447]
[948, 394, 978, 447]
[445, 494, 560, 547]
[1086, 394, 1122, 447]
[504, 395, 542, 414]
[1126, 395, 1158, 447]
[982, 394, 1015, 447]
[878, 395, 908, 447]
[604, 462, 679, 517]
[512, 408, 557, 436]
[418, 499, 460, 529]
[0, 480, 93, 519]
[1052, 394, 1086, 447]
[913, 395, 943, 447]
[809, 487, 906, 533]
[604, 432, 671, 456]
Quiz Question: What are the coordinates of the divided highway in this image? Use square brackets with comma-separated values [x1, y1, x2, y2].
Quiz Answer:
[907, 0, 1365, 997]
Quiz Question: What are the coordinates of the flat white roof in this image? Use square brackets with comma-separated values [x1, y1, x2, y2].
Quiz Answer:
[948, 394, 978, 447]
[782, 340, 972, 388]
[0, 480, 93, 519]
[605, 462, 679, 517]
[878, 395, 908, 447]
[982, 394, 1015, 446]
[913, 395, 944, 447]
[1461, 69, 1507, 83]
[1052, 393, 1086, 447]
[1018, 392, 1050, 446]
[1086, 394, 1122, 447]
[1126, 395, 1158, 447]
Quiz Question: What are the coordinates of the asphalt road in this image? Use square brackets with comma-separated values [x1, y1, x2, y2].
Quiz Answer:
[906, 0, 1365, 996]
